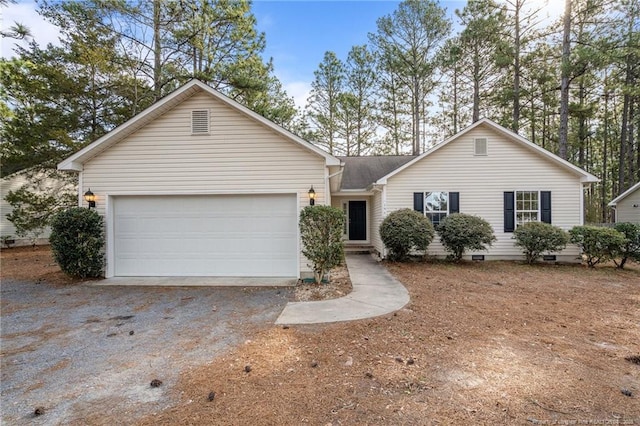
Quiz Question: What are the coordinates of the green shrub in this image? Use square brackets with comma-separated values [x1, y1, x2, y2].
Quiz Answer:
[299, 205, 345, 284]
[569, 225, 627, 268]
[513, 221, 569, 264]
[437, 213, 496, 262]
[49, 207, 105, 278]
[380, 208, 434, 261]
[613, 222, 640, 269]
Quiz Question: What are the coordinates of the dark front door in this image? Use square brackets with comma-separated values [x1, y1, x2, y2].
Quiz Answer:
[348, 201, 367, 241]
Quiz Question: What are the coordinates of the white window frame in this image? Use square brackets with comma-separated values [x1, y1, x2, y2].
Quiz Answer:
[515, 190, 539, 227]
[424, 191, 449, 226]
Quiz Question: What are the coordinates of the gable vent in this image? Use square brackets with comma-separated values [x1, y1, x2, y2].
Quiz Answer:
[191, 110, 210, 134]
[474, 138, 487, 155]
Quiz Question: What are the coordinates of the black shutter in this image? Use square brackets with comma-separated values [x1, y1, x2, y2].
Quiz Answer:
[504, 192, 515, 232]
[541, 191, 552, 223]
[413, 192, 424, 213]
[449, 192, 460, 213]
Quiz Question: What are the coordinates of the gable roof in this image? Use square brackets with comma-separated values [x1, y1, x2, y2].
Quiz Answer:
[608, 181, 640, 206]
[338, 155, 416, 190]
[375, 118, 599, 185]
[58, 79, 340, 171]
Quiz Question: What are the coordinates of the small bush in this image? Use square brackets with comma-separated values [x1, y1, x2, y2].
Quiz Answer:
[380, 209, 434, 261]
[613, 222, 640, 269]
[50, 207, 105, 278]
[569, 225, 627, 268]
[513, 222, 569, 264]
[299, 205, 345, 284]
[437, 213, 496, 262]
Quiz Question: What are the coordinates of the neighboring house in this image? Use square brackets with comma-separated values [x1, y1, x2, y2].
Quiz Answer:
[608, 182, 640, 223]
[1, 169, 73, 246]
[58, 80, 599, 278]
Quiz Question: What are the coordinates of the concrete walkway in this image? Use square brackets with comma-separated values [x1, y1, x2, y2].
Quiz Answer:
[275, 254, 410, 325]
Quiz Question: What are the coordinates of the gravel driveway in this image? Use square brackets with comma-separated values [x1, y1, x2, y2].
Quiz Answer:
[1, 279, 292, 425]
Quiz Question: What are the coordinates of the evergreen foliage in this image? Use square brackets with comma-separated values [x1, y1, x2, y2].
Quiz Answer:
[613, 222, 640, 269]
[569, 225, 627, 268]
[380, 209, 435, 261]
[513, 222, 570, 264]
[49, 207, 105, 278]
[299, 205, 345, 284]
[437, 213, 496, 262]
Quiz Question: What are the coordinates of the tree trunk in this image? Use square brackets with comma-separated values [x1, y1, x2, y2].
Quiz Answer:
[619, 87, 631, 191]
[512, 1, 521, 132]
[472, 53, 480, 123]
[558, 0, 571, 160]
[601, 83, 609, 223]
[628, 100, 636, 180]
[153, 0, 162, 101]
[413, 78, 420, 155]
[452, 66, 458, 134]
[578, 80, 586, 168]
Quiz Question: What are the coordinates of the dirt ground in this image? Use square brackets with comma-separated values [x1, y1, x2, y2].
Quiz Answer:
[2, 246, 639, 425]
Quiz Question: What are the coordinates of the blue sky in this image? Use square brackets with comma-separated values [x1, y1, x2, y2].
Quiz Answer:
[2, 1, 560, 108]
[252, 0, 466, 107]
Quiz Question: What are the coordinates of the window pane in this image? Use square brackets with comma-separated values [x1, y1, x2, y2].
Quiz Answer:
[515, 191, 539, 228]
[427, 212, 447, 226]
[425, 192, 448, 212]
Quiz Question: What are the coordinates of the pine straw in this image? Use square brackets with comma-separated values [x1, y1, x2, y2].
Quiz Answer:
[138, 260, 640, 425]
[0, 245, 93, 286]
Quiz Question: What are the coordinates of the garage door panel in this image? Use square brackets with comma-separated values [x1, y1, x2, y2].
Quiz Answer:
[113, 194, 297, 277]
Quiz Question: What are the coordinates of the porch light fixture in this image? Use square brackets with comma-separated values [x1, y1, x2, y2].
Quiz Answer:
[308, 186, 316, 206]
[84, 189, 96, 209]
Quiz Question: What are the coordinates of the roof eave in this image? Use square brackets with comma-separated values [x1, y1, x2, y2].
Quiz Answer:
[608, 181, 640, 206]
[58, 160, 82, 172]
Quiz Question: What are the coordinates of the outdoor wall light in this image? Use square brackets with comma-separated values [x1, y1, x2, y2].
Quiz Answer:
[84, 189, 96, 209]
[308, 186, 316, 206]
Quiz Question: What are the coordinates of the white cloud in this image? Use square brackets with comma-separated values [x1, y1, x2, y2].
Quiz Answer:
[1, 1, 61, 58]
[284, 81, 312, 111]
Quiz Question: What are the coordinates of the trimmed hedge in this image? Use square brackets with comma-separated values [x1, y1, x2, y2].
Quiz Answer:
[50, 207, 105, 278]
[569, 225, 626, 268]
[380, 209, 434, 261]
[613, 222, 640, 269]
[513, 221, 569, 264]
[299, 205, 345, 284]
[437, 213, 495, 262]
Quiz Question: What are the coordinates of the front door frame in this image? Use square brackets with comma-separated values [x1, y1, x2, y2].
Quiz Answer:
[348, 200, 367, 241]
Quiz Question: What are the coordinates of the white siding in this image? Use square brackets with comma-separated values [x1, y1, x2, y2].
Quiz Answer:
[81, 91, 327, 275]
[616, 189, 640, 223]
[383, 124, 584, 261]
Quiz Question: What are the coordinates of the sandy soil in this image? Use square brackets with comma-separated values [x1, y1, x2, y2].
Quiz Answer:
[2, 246, 639, 425]
[139, 260, 640, 425]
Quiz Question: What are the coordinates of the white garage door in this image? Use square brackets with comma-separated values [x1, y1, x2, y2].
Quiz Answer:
[113, 194, 298, 277]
